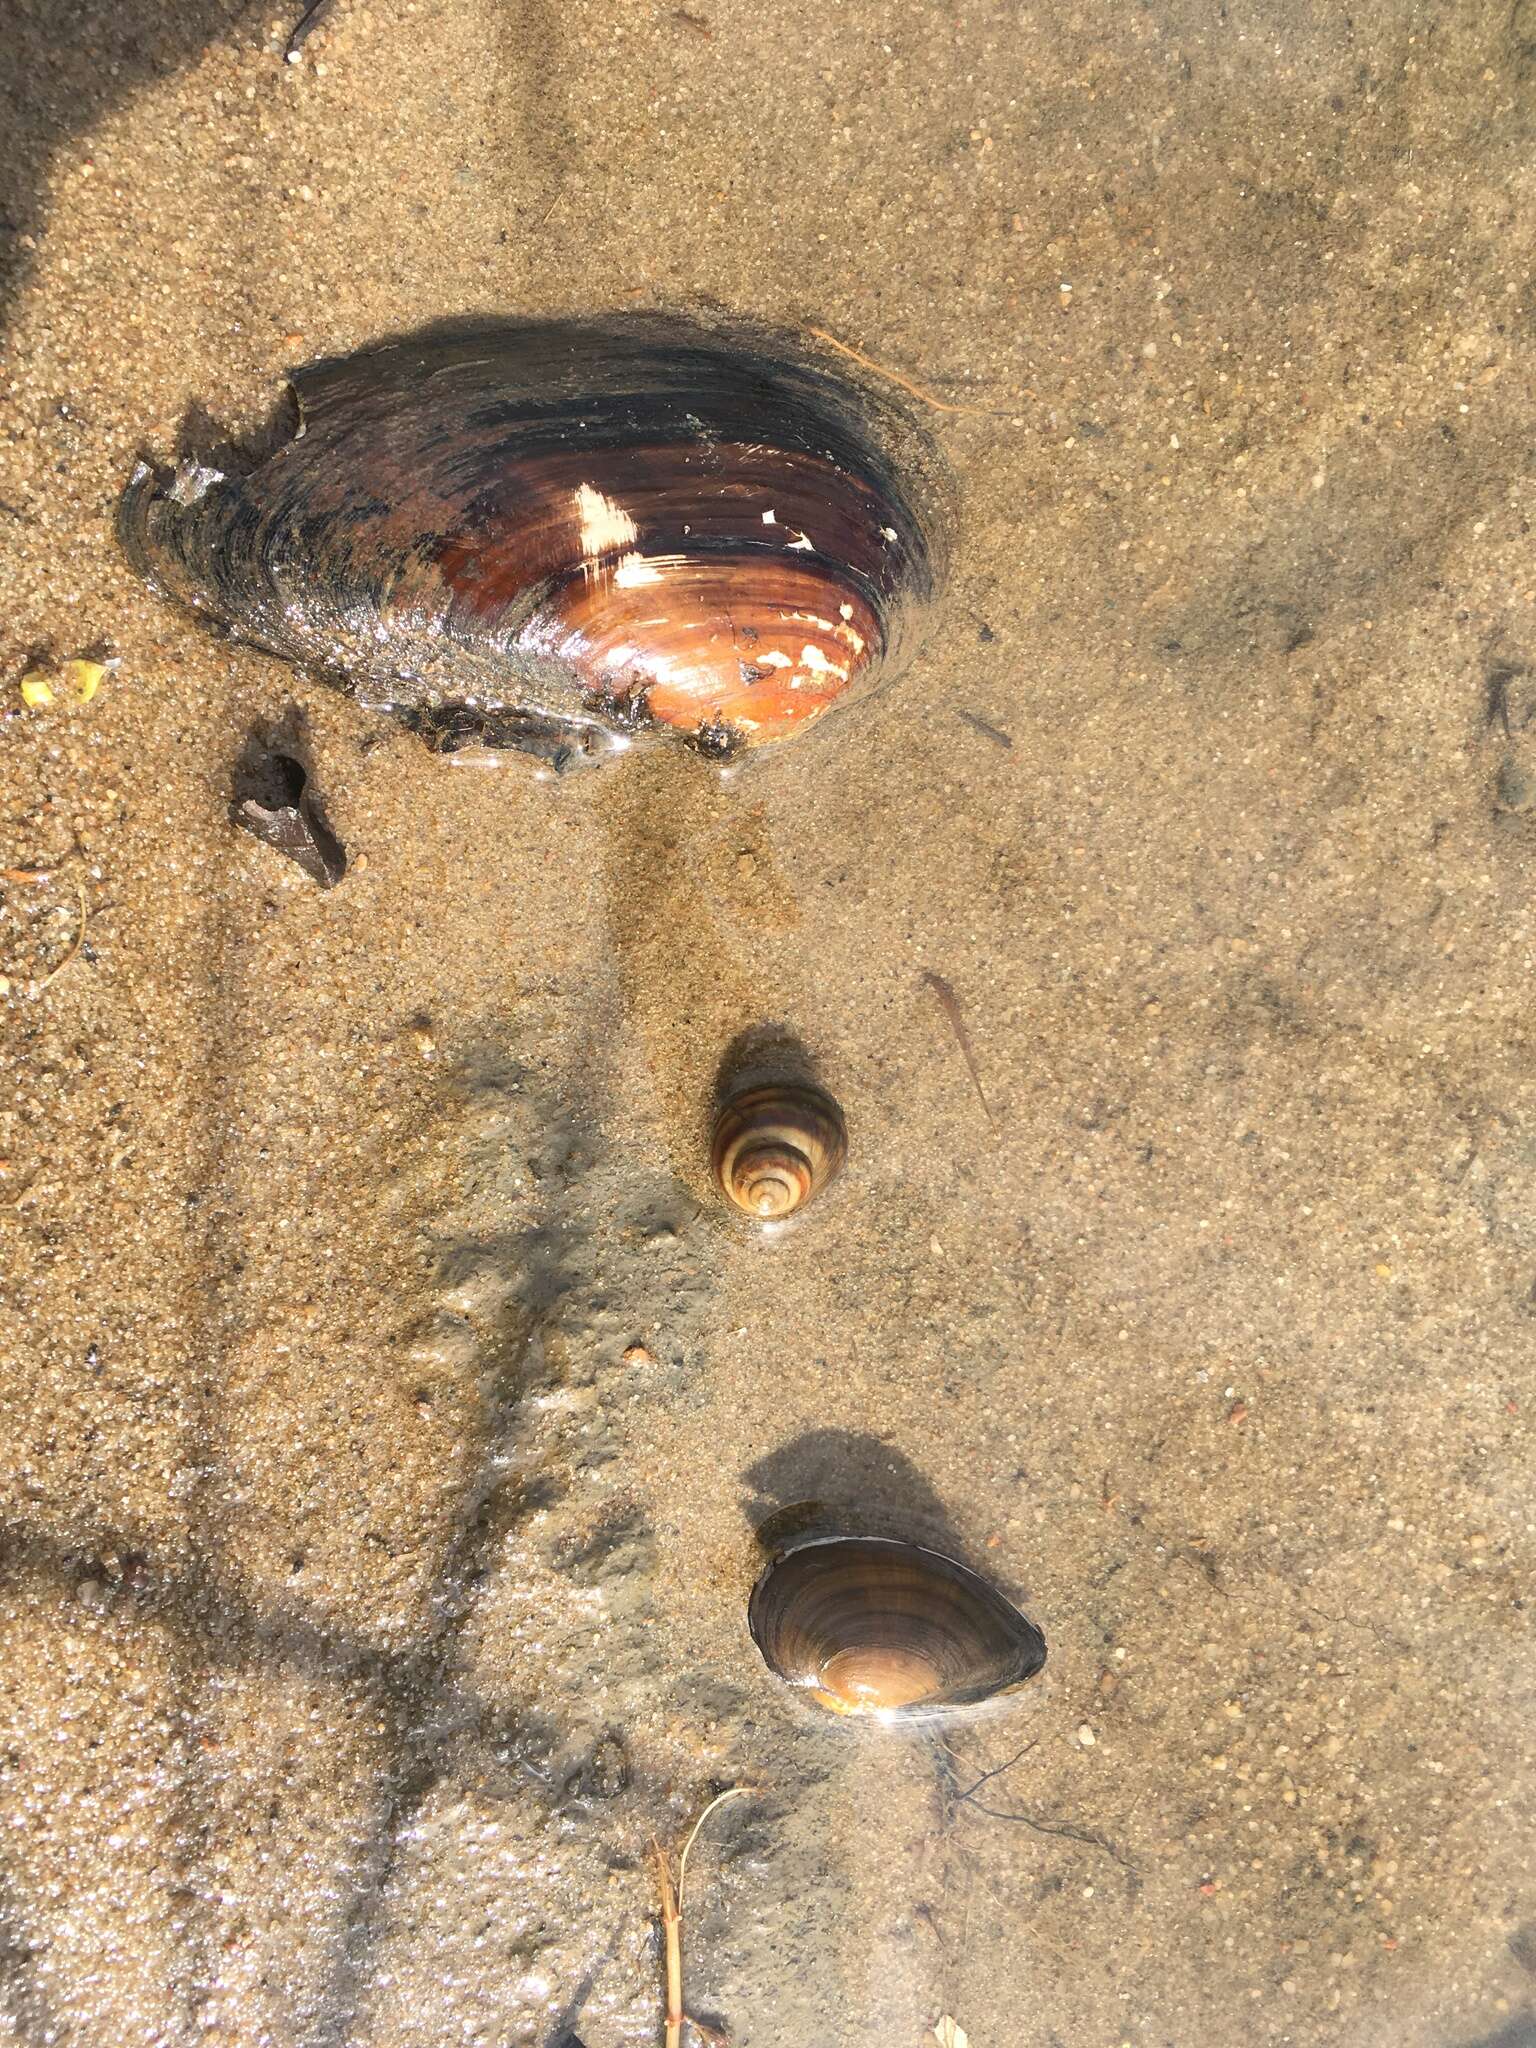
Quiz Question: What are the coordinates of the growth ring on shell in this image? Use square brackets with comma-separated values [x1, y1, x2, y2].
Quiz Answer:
[118, 317, 947, 769]
[748, 1534, 1046, 1719]
[710, 1082, 847, 1221]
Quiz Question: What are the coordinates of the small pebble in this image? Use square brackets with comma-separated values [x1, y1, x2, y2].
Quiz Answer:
[1077, 1722, 1096, 1747]
[75, 1578, 104, 1609]
[622, 1344, 655, 1368]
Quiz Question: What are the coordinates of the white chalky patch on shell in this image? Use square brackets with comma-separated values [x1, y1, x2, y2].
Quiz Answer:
[574, 482, 638, 558]
[611, 553, 664, 588]
[798, 643, 847, 677]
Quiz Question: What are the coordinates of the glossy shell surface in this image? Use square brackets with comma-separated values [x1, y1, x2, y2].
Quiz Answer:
[119, 319, 945, 765]
[748, 1534, 1046, 1719]
[711, 1082, 847, 1220]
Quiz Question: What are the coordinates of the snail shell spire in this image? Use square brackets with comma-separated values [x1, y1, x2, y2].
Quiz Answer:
[711, 1082, 847, 1221]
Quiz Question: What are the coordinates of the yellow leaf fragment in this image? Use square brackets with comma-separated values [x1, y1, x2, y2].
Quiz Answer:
[933, 2020, 972, 2048]
[19, 671, 55, 708]
[61, 658, 107, 703]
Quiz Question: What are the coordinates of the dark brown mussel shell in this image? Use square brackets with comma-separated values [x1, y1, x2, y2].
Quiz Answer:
[748, 1534, 1046, 1720]
[119, 318, 947, 770]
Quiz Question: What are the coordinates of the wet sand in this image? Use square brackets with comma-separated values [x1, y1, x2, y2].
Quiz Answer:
[3, 0, 1536, 2043]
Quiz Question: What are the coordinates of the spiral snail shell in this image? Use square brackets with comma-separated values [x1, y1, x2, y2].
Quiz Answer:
[748, 1534, 1046, 1719]
[710, 1082, 847, 1221]
[118, 317, 945, 770]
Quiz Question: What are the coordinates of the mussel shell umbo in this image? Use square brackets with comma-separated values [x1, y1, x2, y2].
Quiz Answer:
[119, 318, 947, 769]
[748, 1534, 1046, 1719]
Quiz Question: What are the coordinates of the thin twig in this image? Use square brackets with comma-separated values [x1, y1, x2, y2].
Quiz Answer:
[653, 1843, 683, 2048]
[961, 1796, 1137, 1870]
[938, 1734, 1135, 1869]
[1, 869, 51, 885]
[654, 1788, 755, 2048]
[921, 970, 995, 1125]
[954, 1738, 1038, 1804]
[933, 1732, 1034, 1826]
[33, 884, 87, 992]
[806, 327, 995, 417]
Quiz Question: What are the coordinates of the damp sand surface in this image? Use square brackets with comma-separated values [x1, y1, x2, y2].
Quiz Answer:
[2, 2, 1536, 2044]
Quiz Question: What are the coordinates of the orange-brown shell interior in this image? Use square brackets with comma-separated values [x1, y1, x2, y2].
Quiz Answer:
[434, 440, 900, 745]
[527, 557, 879, 740]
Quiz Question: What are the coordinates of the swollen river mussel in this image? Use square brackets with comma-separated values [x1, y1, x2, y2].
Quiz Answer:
[119, 317, 947, 771]
[748, 1534, 1046, 1719]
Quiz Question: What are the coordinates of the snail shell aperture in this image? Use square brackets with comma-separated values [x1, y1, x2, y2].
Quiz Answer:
[710, 1082, 846, 1221]
[748, 1534, 1046, 1719]
[118, 318, 945, 770]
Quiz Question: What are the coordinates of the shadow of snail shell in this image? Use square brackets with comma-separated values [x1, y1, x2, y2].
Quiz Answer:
[711, 1082, 846, 1221]
[748, 1534, 1046, 1719]
[118, 318, 945, 771]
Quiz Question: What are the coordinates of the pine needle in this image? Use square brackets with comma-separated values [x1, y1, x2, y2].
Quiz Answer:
[34, 883, 87, 992]
[677, 1786, 753, 1913]
[806, 327, 994, 417]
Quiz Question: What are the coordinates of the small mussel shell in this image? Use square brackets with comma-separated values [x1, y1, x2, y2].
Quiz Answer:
[118, 318, 945, 767]
[748, 1535, 1046, 1719]
[711, 1082, 846, 1221]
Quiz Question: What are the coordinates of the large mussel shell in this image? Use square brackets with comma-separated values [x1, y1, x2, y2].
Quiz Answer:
[748, 1534, 1046, 1719]
[119, 318, 948, 768]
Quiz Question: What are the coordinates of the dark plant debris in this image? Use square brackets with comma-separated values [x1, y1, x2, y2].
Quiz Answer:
[957, 709, 1013, 749]
[286, 0, 338, 59]
[233, 735, 346, 888]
